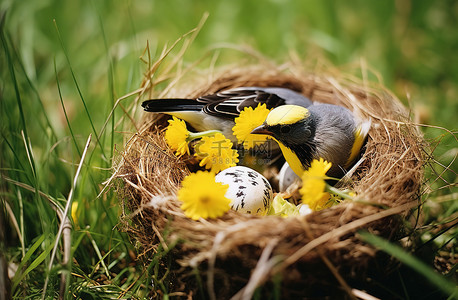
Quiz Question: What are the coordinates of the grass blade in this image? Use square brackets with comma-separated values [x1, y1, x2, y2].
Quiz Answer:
[42, 134, 92, 299]
[360, 231, 458, 298]
[10, 234, 45, 293]
[0, 12, 29, 139]
[93, 2, 116, 160]
[54, 58, 104, 198]
[20, 131, 37, 182]
[12, 241, 55, 295]
[86, 231, 110, 278]
[54, 58, 81, 157]
[53, 20, 107, 161]
[7, 31, 59, 142]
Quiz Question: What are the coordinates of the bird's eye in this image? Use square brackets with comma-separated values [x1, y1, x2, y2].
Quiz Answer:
[280, 126, 291, 134]
[304, 128, 311, 138]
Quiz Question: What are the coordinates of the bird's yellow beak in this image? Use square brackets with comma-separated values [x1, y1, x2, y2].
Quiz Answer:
[251, 124, 273, 136]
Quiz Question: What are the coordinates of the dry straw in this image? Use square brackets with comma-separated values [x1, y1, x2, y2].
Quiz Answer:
[112, 35, 426, 299]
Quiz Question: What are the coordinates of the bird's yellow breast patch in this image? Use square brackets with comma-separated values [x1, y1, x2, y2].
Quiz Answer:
[265, 105, 309, 126]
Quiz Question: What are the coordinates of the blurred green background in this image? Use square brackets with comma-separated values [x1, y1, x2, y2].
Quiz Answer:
[3, 0, 458, 163]
[1, 0, 457, 298]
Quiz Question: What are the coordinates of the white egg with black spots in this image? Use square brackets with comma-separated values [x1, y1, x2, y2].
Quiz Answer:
[215, 166, 273, 215]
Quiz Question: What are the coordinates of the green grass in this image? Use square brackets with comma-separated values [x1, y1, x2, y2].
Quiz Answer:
[1, 0, 456, 299]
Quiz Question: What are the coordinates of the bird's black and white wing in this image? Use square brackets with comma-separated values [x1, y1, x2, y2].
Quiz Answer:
[199, 87, 312, 119]
[142, 87, 312, 120]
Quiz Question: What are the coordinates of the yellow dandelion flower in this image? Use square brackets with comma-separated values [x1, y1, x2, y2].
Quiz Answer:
[233, 104, 271, 149]
[300, 158, 333, 211]
[165, 116, 190, 156]
[71, 201, 79, 224]
[195, 133, 239, 173]
[178, 171, 231, 220]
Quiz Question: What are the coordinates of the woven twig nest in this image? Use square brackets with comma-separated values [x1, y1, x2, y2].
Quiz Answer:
[114, 59, 425, 299]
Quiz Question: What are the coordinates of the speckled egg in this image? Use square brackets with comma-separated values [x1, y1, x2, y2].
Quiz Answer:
[215, 166, 273, 215]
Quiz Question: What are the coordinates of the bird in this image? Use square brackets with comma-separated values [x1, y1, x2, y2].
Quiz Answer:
[250, 104, 371, 178]
[141, 86, 313, 141]
[142, 87, 370, 178]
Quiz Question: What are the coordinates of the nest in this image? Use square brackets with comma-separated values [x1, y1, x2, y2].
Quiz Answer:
[114, 58, 425, 299]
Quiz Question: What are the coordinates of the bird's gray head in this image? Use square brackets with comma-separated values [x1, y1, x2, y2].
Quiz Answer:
[250, 105, 316, 147]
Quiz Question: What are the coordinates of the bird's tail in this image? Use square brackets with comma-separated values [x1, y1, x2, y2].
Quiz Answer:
[141, 99, 203, 112]
[345, 119, 372, 168]
[358, 119, 372, 140]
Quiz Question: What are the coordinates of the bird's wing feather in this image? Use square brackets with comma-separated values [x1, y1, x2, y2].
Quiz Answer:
[345, 119, 371, 167]
[198, 87, 312, 119]
[142, 87, 312, 120]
